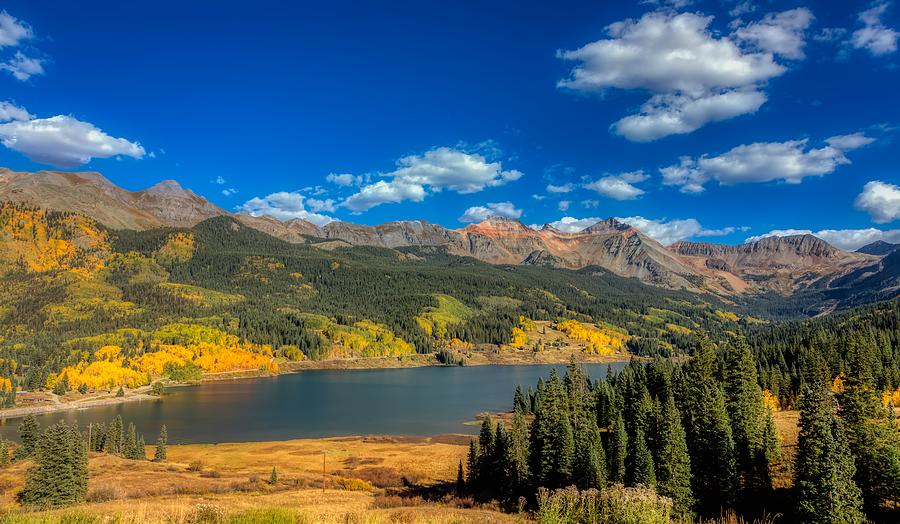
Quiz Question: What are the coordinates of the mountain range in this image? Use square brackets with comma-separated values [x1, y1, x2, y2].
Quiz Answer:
[2, 167, 898, 311]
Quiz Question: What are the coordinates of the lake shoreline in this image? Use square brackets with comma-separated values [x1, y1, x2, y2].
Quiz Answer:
[0, 349, 629, 422]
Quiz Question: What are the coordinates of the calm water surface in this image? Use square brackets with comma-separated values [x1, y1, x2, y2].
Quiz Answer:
[0, 363, 625, 444]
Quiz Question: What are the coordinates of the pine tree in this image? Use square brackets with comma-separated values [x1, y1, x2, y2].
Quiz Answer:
[724, 338, 770, 499]
[625, 426, 655, 487]
[761, 409, 781, 470]
[508, 410, 530, 495]
[677, 338, 736, 515]
[0, 440, 10, 466]
[18, 421, 88, 508]
[115, 386, 124, 397]
[136, 435, 146, 460]
[795, 383, 865, 524]
[15, 414, 40, 460]
[154, 424, 168, 462]
[529, 368, 574, 488]
[571, 415, 605, 489]
[492, 422, 513, 502]
[513, 385, 528, 414]
[104, 415, 124, 454]
[606, 412, 627, 483]
[269, 466, 278, 484]
[456, 460, 465, 495]
[123, 422, 138, 459]
[655, 396, 694, 518]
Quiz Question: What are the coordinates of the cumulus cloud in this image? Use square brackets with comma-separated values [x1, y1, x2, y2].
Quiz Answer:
[852, 2, 898, 55]
[557, 10, 807, 141]
[342, 147, 522, 212]
[307, 197, 337, 213]
[660, 134, 871, 193]
[326, 173, 362, 187]
[733, 8, 814, 59]
[855, 180, 900, 223]
[0, 101, 31, 122]
[459, 201, 523, 223]
[239, 191, 336, 226]
[0, 51, 43, 81]
[0, 112, 145, 167]
[541, 215, 735, 245]
[584, 171, 648, 200]
[746, 227, 900, 251]
[542, 216, 604, 233]
[0, 11, 32, 48]
[547, 183, 575, 193]
[826, 132, 876, 150]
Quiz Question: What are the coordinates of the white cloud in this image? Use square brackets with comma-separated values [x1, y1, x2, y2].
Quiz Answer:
[546, 183, 574, 193]
[543, 216, 603, 233]
[326, 173, 362, 187]
[459, 201, 523, 223]
[855, 180, 900, 223]
[0, 11, 32, 48]
[733, 8, 814, 60]
[307, 197, 337, 213]
[342, 147, 522, 212]
[542, 215, 733, 245]
[0, 51, 43, 81]
[613, 89, 767, 142]
[661, 135, 868, 193]
[221, 188, 238, 197]
[213, 176, 226, 185]
[584, 171, 648, 200]
[729, 1, 756, 18]
[616, 216, 706, 245]
[239, 191, 336, 226]
[0, 113, 145, 167]
[582, 199, 600, 209]
[532, 194, 547, 201]
[826, 132, 876, 150]
[557, 10, 803, 140]
[746, 227, 900, 251]
[558, 200, 571, 212]
[852, 2, 898, 55]
[0, 101, 31, 122]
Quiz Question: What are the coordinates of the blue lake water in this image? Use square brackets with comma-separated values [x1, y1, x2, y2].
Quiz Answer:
[0, 363, 625, 444]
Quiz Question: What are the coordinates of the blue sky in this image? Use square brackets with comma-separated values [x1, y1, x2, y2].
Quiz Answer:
[0, 0, 898, 249]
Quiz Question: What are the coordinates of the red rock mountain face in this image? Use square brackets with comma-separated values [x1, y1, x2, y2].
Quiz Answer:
[0, 167, 881, 295]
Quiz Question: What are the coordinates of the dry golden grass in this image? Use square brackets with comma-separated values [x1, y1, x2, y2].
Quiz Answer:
[0, 436, 519, 523]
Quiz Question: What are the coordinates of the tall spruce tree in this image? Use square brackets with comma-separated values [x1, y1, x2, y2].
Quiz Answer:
[795, 382, 865, 524]
[625, 426, 655, 487]
[15, 414, 40, 460]
[606, 412, 627, 483]
[572, 415, 605, 489]
[153, 424, 168, 462]
[18, 421, 88, 508]
[724, 338, 770, 498]
[655, 395, 694, 518]
[676, 337, 736, 515]
[104, 415, 124, 455]
[123, 422, 138, 459]
[837, 338, 900, 515]
[508, 410, 530, 496]
[529, 368, 574, 488]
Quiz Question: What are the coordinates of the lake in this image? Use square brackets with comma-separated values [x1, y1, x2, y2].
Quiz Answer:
[0, 363, 625, 444]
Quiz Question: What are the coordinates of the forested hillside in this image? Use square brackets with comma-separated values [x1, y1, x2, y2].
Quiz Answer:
[0, 204, 761, 403]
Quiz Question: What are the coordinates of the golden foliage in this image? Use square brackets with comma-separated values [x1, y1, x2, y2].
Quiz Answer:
[831, 373, 845, 394]
[666, 323, 692, 336]
[509, 327, 528, 349]
[158, 283, 244, 307]
[155, 232, 195, 264]
[714, 310, 740, 322]
[883, 386, 900, 409]
[555, 319, 629, 355]
[762, 389, 780, 412]
[329, 320, 414, 358]
[0, 204, 108, 275]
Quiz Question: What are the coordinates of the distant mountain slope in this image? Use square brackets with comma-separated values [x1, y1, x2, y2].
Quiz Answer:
[856, 240, 900, 256]
[1, 166, 897, 306]
[669, 235, 876, 295]
[0, 168, 229, 229]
